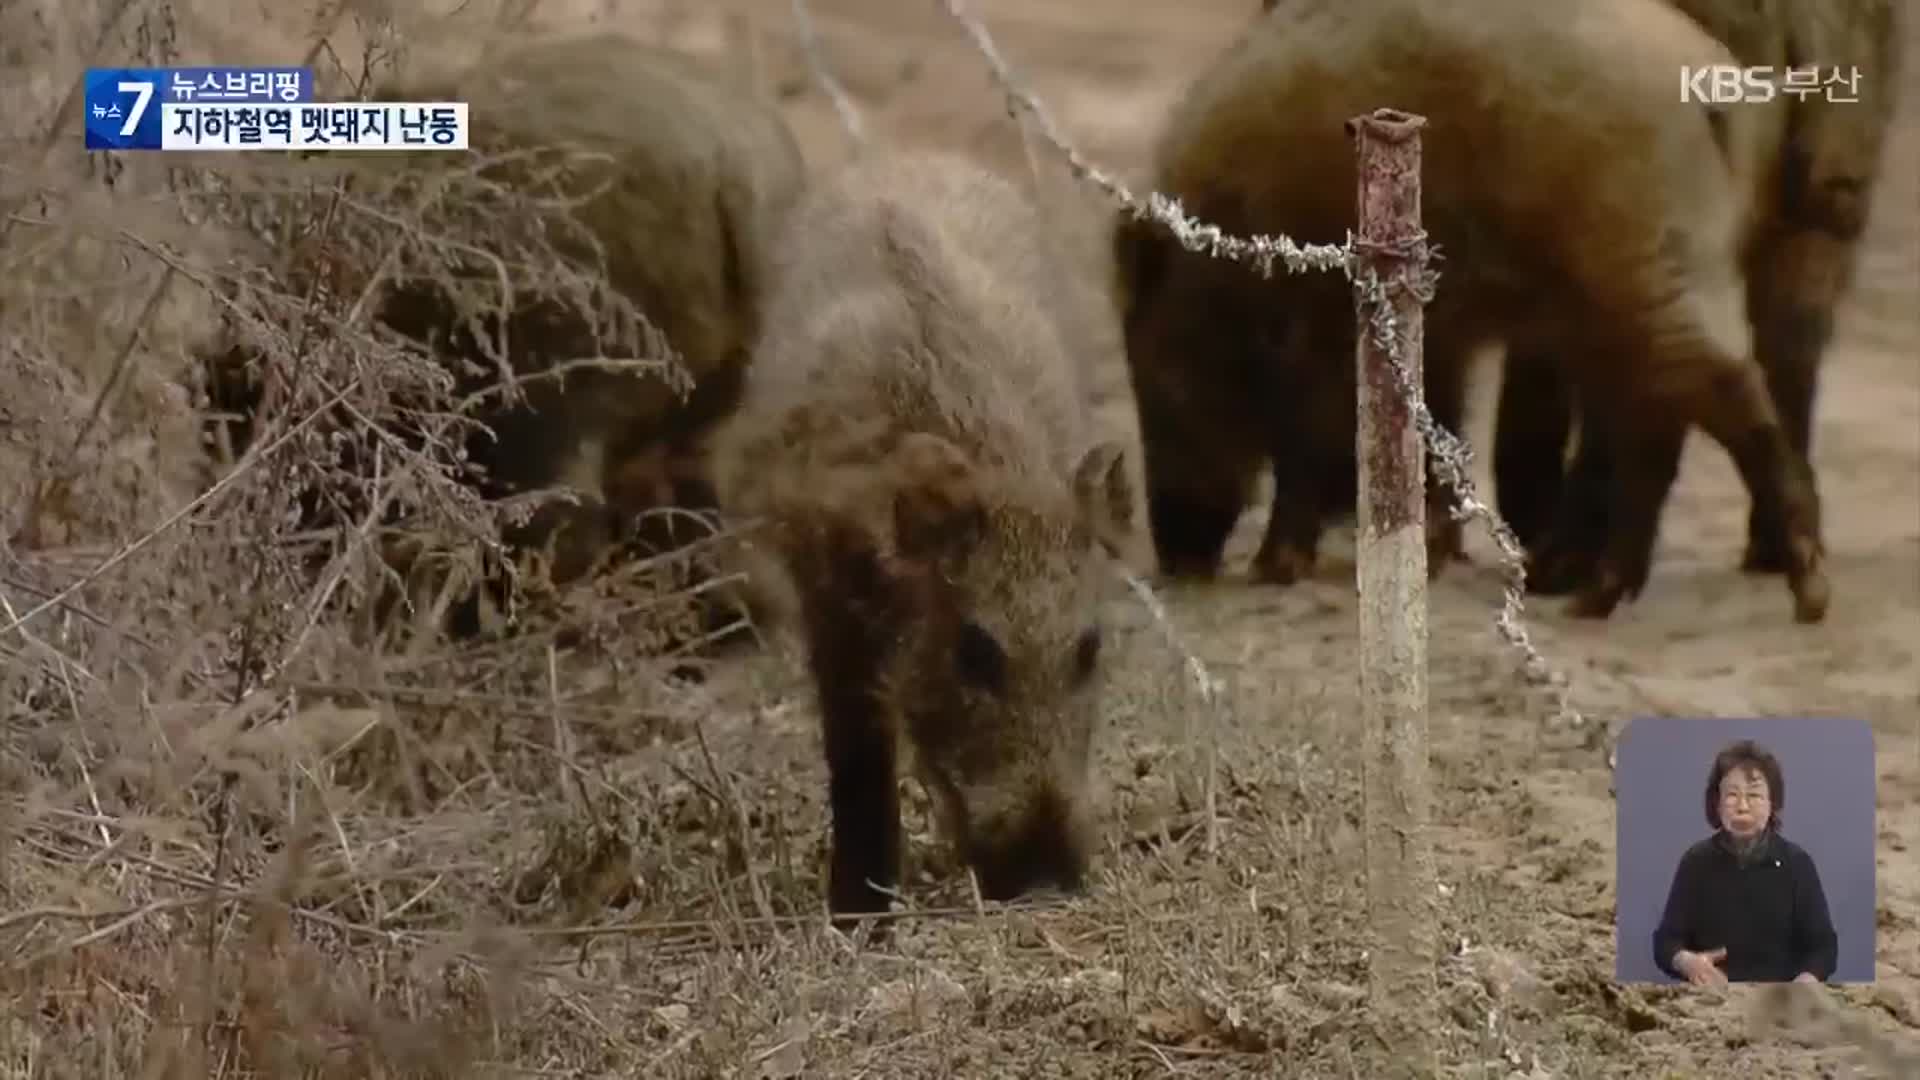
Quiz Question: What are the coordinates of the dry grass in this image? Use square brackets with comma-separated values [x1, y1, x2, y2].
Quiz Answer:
[3, 1, 1916, 1077]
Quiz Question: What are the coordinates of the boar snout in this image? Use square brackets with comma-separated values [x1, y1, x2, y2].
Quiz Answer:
[962, 785, 1090, 902]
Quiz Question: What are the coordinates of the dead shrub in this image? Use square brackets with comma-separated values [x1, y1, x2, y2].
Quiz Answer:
[0, 2, 739, 1074]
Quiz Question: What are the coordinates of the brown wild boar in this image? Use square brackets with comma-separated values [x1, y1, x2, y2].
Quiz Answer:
[1114, 0, 1831, 623]
[1494, 0, 1904, 591]
[708, 149, 1134, 922]
[200, 33, 806, 639]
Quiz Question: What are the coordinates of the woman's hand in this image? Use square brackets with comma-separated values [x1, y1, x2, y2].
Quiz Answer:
[1793, 971, 1821, 985]
[1674, 947, 1728, 985]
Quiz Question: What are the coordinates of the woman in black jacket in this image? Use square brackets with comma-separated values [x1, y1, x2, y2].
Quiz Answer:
[1652, 738, 1839, 985]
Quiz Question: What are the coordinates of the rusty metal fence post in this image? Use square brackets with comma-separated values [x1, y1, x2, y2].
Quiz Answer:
[1347, 106, 1438, 1071]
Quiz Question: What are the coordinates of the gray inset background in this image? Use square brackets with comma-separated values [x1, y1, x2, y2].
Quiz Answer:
[1613, 716, 1877, 984]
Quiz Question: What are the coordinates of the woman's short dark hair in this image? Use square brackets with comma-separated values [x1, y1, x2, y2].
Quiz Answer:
[1703, 738, 1785, 831]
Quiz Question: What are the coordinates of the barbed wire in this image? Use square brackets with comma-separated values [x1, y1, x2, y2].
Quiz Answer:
[1354, 263, 1581, 731]
[935, 0, 1585, 733]
[936, 0, 1351, 278]
[788, 0, 866, 148]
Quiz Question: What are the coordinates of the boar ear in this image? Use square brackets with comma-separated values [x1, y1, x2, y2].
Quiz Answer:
[1072, 440, 1134, 558]
[891, 432, 985, 562]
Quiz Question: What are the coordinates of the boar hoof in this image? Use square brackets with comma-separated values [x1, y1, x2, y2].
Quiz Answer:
[1253, 543, 1314, 586]
[1426, 520, 1467, 578]
[1792, 576, 1831, 625]
[829, 912, 895, 947]
[827, 889, 896, 940]
[1525, 544, 1592, 596]
[1786, 538, 1830, 625]
[1740, 535, 1792, 575]
[1158, 557, 1224, 582]
[1567, 569, 1627, 620]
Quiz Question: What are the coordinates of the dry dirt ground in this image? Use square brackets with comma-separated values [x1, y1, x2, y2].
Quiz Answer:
[3, 0, 1917, 1077]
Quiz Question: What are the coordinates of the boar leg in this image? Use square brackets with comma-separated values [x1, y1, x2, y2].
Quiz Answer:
[1420, 348, 1472, 575]
[1599, 228, 1854, 587]
[812, 634, 903, 923]
[1740, 225, 1854, 573]
[1254, 470, 1323, 585]
[1254, 387, 1330, 587]
[1254, 311, 1349, 584]
[1744, 302, 1825, 573]
[794, 534, 906, 924]
[1740, 79, 1896, 567]
[1526, 395, 1613, 597]
[1518, 227, 1852, 597]
[1693, 400, 1827, 623]
[1492, 350, 1576, 555]
[1564, 404, 1684, 619]
[1500, 333, 1611, 598]
[1138, 396, 1263, 582]
[1570, 316, 1827, 623]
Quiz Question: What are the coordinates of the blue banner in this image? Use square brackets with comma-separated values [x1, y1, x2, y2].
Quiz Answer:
[85, 67, 315, 150]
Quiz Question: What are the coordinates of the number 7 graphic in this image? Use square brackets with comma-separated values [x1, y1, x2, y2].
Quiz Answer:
[118, 80, 153, 137]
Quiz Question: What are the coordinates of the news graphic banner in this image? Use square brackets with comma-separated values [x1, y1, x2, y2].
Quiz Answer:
[84, 66, 469, 152]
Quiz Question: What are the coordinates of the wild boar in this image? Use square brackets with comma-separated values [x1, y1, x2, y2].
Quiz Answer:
[199, 33, 807, 640]
[1494, 0, 1904, 590]
[708, 148, 1134, 922]
[1114, 0, 1830, 622]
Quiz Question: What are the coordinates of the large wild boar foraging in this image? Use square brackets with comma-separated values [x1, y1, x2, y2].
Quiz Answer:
[709, 149, 1134, 923]
[1494, 0, 1904, 592]
[199, 33, 806, 640]
[1114, 0, 1830, 623]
